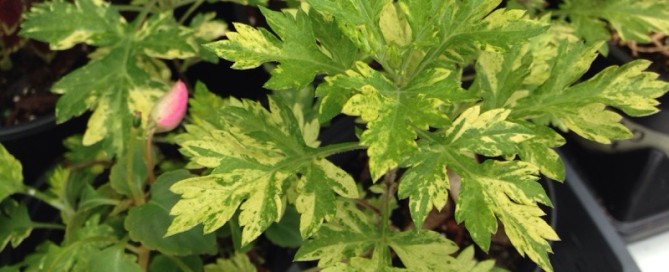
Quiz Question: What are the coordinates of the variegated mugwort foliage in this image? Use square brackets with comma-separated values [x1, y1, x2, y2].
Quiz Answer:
[168, 84, 359, 245]
[178, 0, 669, 271]
[20, 0, 227, 156]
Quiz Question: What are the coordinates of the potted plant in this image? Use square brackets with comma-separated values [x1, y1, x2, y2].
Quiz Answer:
[2, 0, 669, 271]
[514, 0, 669, 244]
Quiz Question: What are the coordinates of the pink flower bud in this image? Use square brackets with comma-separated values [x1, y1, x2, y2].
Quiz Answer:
[151, 80, 188, 133]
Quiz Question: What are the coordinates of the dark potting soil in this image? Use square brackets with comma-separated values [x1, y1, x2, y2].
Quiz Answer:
[0, 44, 89, 127]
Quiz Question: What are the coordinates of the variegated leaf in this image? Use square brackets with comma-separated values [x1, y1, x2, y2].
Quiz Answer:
[0, 145, 22, 202]
[170, 89, 358, 244]
[454, 159, 557, 272]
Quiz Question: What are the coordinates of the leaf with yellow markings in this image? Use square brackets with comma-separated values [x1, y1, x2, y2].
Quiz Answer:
[168, 87, 358, 244]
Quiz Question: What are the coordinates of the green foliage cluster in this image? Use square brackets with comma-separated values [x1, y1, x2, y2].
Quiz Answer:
[1, 0, 669, 271]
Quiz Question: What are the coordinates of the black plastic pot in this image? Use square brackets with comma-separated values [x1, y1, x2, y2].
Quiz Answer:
[551, 148, 641, 271]
[565, 44, 669, 242]
[0, 114, 86, 185]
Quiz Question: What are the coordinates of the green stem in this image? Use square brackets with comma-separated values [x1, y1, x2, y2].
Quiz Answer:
[113, 5, 146, 12]
[20, 186, 67, 211]
[135, 0, 160, 31]
[137, 246, 151, 271]
[313, 142, 365, 158]
[378, 169, 397, 267]
[146, 126, 157, 185]
[178, 0, 205, 24]
[31, 222, 66, 230]
[166, 255, 195, 272]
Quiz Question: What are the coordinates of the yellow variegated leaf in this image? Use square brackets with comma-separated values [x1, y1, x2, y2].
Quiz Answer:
[455, 159, 557, 272]
[82, 98, 110, 146]
[0, 145, 22, 202]
[296, 158, 359, 238]
[170, 89, 358, 244]
[560, 103, 633, 144]
[446, 106, 534, 157]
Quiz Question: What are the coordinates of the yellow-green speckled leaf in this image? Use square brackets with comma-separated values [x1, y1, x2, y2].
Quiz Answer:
[20, 0, 125, 49]
[454, 159, 557, 272]
[559, 0, 669, 43]
[204, 254, 256, 272]
[51, 44, 166, 155]
[511, 41, 668, 145]
[397, 143, 450, 229]
[389, 230, 459, 271]
[0, 145, 22, 202]
[560, 103, 633, 144]
[136, 13, 199, 59]
[205, 8, 357, 90]
[170, 90, 358, 244]
[166, 172, 251, 237]
[445, 106, 534, 157]
[295, 201, 379, 268]
[296, 158, 359, 238]
[340, 62, 465, 180]
[296, 201, 463, 271]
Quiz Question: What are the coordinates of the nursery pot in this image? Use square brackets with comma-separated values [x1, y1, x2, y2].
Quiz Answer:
[551, 147, 641, 271]
[566, 43, 669, 242]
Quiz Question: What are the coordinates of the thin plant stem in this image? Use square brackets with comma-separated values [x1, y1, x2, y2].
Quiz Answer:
[137, 245, 151, 271]
[113, 5, 145, 12]
[378, 169, 398, 266]
[166, 255, 196, 272]
[146, 126, 157, 185]
[20, 186, 66, 211]
[178, 0, 205, 24]
[135, 0, 160, 31]
[31, 222, 66, 230]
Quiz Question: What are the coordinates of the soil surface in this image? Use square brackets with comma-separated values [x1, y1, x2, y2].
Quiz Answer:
[0, 44, 88, 127]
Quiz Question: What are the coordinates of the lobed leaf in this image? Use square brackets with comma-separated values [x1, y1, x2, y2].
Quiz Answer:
[559, 0, 669, 43]
[454, 159, 557, 272]
[125, 170, 217, 256]
[205, 8, 358, 90]
[170, 89, 358, 244]
[20, 0, 125, 50]
[0, 144, 22, 202]
[0, 200, 32, 252]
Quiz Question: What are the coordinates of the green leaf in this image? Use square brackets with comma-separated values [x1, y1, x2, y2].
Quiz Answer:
[397, 144, 450, 229]
[511, 41, 669, 144]
[189, 12, 228, 63]
[0, 144, 22, 202]
[87, 246, 142, 272]
[559, 0, 669, 43]
[308, 0, 388, 55]
[338, 62, 466, 180]
[445, 106, 535, 157]
[389, 230, 458, 271]
[20, 0, 125, 50]
[453, 246, 497, 272]
[136, 13, 199, 59]
[296, 201, 461, 270]
[205, 7, 357, 90]
[149, 255, 203, 272]
[28, 217, 117, 272]
[454, 159, 557, 272]
[0, 200, 33, 251]
[109, 129, 147, 199]
[295, 201, 380, 268]
[265, 205, 303, 248]
[568, 59, 669, 117]
[170, 93, 357, 245]
[52, 45, 164, 155]
[204, 254, 257, 272]
[125, 170, 217, 256]
[296, 158, 358, 237]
